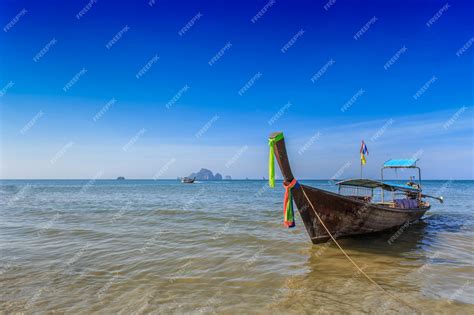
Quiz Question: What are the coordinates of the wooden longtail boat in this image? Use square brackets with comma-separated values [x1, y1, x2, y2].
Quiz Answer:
[269, 132, 443, 244]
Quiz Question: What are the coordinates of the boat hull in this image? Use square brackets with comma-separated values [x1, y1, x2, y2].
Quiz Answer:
[292, 184, 429, 244]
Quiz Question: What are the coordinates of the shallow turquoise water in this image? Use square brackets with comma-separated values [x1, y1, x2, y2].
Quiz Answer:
[0, 180, 473, 313]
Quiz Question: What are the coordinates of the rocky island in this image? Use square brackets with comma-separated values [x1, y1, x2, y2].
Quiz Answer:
[188, 168, 231, 180]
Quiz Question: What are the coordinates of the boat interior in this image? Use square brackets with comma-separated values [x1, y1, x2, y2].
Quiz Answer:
[337, 183, 429, 209]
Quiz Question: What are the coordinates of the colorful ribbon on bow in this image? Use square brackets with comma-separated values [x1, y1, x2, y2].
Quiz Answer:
[283, 178, 298, 228]
[268, 133, 284, 188]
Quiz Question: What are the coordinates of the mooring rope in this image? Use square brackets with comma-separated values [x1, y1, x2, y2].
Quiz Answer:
[300, 186, 420, 313]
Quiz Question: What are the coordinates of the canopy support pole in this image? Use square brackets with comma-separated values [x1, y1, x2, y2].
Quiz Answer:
[381, 168, 385, 203]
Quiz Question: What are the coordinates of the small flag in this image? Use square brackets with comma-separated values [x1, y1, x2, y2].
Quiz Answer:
[360, 141, 368, 165]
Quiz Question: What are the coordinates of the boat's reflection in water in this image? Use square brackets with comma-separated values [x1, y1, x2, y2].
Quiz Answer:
[335, 220, 429, 255]
[272, 220, 471, 313]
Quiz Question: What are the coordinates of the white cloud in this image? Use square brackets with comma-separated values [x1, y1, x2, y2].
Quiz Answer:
[1, 108, 472, 179]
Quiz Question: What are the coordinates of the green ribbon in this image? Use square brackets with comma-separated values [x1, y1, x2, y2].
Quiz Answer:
[268, 133, 284, 188]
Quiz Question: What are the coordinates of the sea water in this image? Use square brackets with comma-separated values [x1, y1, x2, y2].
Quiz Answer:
[0, 180, 473, 313]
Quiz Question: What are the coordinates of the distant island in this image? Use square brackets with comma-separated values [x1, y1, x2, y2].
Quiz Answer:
[188, 168, 231, 180]
[116, 176, 125, 180]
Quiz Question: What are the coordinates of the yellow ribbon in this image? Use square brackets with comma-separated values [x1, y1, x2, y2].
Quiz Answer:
[268, 133, 284, 188]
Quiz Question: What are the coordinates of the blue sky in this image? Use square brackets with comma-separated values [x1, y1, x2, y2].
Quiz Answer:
[0, 0, 473, 179]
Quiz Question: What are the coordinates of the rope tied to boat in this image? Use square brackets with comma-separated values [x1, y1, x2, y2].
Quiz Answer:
[268, 133, 284, 188]
[283, 179, 298, 228]
[300, 186, 420, 313]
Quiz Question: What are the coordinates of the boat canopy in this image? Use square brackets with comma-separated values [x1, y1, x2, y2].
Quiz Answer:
[383, 159, 418, 168]
[336, 179, 420, 192]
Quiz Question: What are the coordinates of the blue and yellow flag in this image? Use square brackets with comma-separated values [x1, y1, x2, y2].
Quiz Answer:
[360, 141, 368, 165]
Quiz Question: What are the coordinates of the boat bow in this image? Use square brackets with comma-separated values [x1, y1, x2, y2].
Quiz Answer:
[269, 132, 295, 184]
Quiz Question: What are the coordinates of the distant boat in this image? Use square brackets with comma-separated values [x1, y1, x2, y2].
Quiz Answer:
[268, 132, 443, 244]
[116, 176, 125, 180]
[181, 177, 196, 184]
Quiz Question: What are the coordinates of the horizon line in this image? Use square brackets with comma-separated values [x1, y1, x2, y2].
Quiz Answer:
[0, 178, 470, 181]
